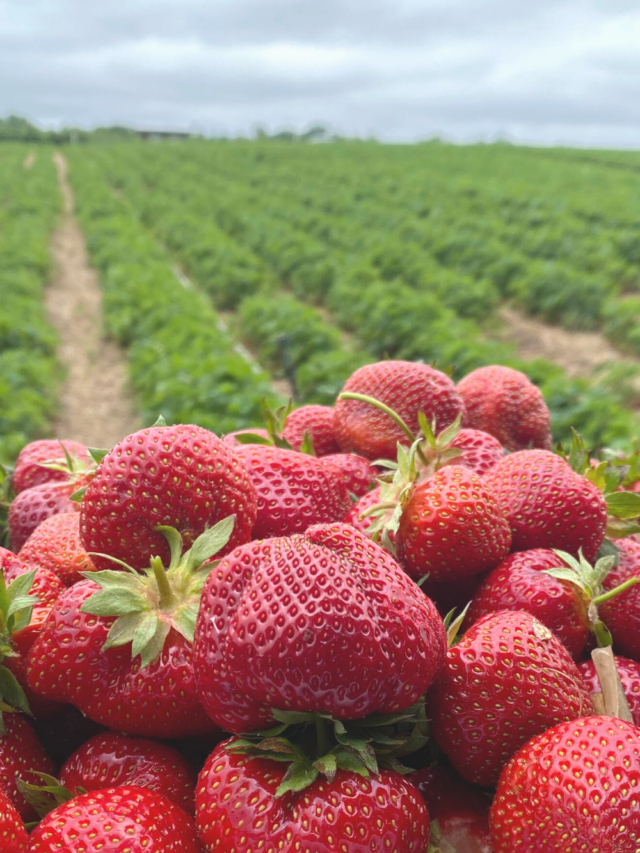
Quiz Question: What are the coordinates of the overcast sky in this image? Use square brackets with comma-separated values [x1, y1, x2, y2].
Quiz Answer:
[2, 0, 640, 146]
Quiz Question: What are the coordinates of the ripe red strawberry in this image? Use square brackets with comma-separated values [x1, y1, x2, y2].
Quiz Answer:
[195, 739, 429, 853]
[490, 715, 640, 852]
[0, 714, 56, 821]
[282, 404, 341, 456]
[466, 549, 590, 659]
[80, 425, 257, 572]
[26, 521, 235, 739]
[344, 485, 383, 535]
[411, 765, 493, 853]
[444, 427, 505, 476]
[484, 449, 607, 562]
[28, 786, 204, 853]
[234, 445, 351, 539]
[19, 512, 96, 586]
[0, 788, 27, 853]
[12, 439, 90, 494]
[334, 360, 464, 461]
[60, 731, 197, 814]
[397, 465, 512, 583]
[322, 452, 378, 497]
[579, 655, 640, 726]
[193, 523, 446, 733]
[457, 365, 552, 451]
[8, 481, 80, 553]
[599, 537, 640, 660]
[429, 610, 594, 786]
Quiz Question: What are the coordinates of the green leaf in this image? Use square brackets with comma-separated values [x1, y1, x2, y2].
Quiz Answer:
[586, 461, 608, 491]
[101, 612, 146, 651]
[88, 447, 109, 465]
[299, 431, 317, 457]
[0, 666, 31, 715]
[231, 432, 272, 446]
[271, 708, 316, 725]
[543, 566, 588, 593]
[130, 611, 159, 660]
[605, 491, 640, 519]
[606, 517, 640, 539]
[188, 515, 236, 567]
[139, 619, 170, 668]
[567, 429, 589, 475]
[15, 773, 76, 819]
[313, 752, 337, 782]
[275, 760, 318, 798]
[334, 749, 370, 778]
[151, 415, 167, 427]
[7, 595, 38, 619]
[418, 411, 435, 447]
[88, 570, 144, 590]
[445, 601, 471, 648]
[597, 539, 620, 567]
[437, 413, 462, 449]
[154, 526, 183, 570]
[7, 570, 36, 602]
[69, 486, 87, 503]
[80, 588, 148, 618]
[172, 603, 198, 644]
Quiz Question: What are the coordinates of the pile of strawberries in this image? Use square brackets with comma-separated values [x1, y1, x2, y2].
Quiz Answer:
[1, 360, 640, 853]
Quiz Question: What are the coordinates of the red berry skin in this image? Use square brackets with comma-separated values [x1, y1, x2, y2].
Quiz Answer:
[8, 481, 79, 553]
[333, 361, 464, 461]
[28, 786, 204, 853]
[0, 788, 27, 853]
[195, 740, 430, 853]
[60, 731, 197, 814]
[397, 465, 512, 583]
[26, 579, 218, 739]
[12, 439, 90, 494]
[578, 656, 640, 726]
[429, 610, 594, 786]
[411, 765, 492, 853]
[466, 549, 590, 660]
[19, 512, 96, 586]
[193, 523, 446, 733]
[282, 405, 341, 456]
[490, 715, 640, 853]
[0, 715, 56, 822]
[445, 428, 505, 476]
[344, 486, 382, 535]
[234, 445, 351, 540]
[457, 365, 552, 452]
[599, 537, 640, 661]
[322, 453, 378, 497]
[80, 425, 257, 572]
[484, 450, 607, 562]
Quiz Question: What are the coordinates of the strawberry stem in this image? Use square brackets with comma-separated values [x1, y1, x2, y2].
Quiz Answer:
[150, 557, 176, 610]
[339, 393, 416, 444]
[592, 576, 640, 606]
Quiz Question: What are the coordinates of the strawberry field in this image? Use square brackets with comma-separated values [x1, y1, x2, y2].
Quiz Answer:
[2, 139, 640, 852]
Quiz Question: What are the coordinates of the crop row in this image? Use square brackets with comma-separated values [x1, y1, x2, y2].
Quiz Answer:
[0, 147, 60, 464]
[66, 152, 278, 435]
[77, 142, 640, 450]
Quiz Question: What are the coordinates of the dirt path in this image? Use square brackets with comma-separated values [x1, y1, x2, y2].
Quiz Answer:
[46, 153, 139, 447]
[497, 307, 637, 378]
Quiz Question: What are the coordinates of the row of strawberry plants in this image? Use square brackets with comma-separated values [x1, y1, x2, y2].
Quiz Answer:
[65, 151, 278, 433]
[87, 142, 640, 449]
[0, 147, 61, 464]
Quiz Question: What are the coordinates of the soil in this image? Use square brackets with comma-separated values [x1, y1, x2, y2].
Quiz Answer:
[46, 153, 140, 448]
[497, 307, 635, 378]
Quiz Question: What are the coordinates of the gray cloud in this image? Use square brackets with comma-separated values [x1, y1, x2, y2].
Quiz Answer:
[1, 0, 640, 145]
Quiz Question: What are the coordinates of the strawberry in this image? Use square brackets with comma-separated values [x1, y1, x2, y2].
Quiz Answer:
[457, 364, 552, 451]
[26, 520, 235, 738]
[193, 522, 446, 733]
[411, 765, 493, 853]
[334, 360, 464, 461]
[322, 452, 378, 497]
[429, 610, 594, 786]
[8, 481, 80, 553]
[80, 424, 257, 572]
[444, 427, 505, 476]
[466, 549, 590, 659]
[28, 786, 204, 853]
[60, 731, 197, 814]
[484, 449, 608, 562]
[195, 739, 429, 853]
[234, 445, 351, 539]
[344, 485, 383, 535]
[0, 787, 27, 853]
[12, 439, 91, 494]
[0, 714, 56, 822]
[282, 404, 341, 456]
[19, 512, 96, 586]
[599, 537, 640, 660]
[579, 655, 640, 726]
[490, 715, 640, 852]
[397, 464, 512, 583]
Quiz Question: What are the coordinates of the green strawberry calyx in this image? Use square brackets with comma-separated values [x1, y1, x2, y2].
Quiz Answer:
[16, 772, 83, 822]
[543, 548, 640, 647]
[230, 398, 317, 456]
[226, 700, 430, 798]
[0, 568, 39, 728]
[80, 515, 236, 668]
